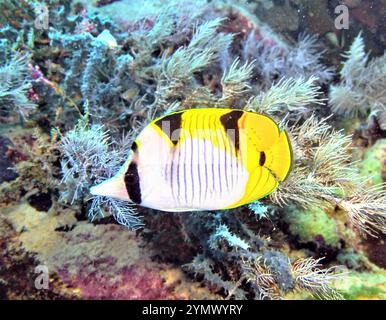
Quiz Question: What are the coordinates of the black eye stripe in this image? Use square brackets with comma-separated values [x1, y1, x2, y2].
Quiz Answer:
[124, 162, 141, 204]
[131, 141, 138, 152]
[125, 172, 138, 184]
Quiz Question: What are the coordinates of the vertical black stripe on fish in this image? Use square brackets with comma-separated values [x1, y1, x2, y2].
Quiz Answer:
[177, 143, 181, 202]
[218, 129, 229, 192]
[183, 130, 188, 204]
[124, 162, 141, 204]
[203, 138, 209, 201]
[154, 112, 183, 145]
[196, 114, 202, 205]
[169, 148, 176, 203]
[189, 117, 195, 204]
[163, 155, 167, 180]
[235, 148, 239, 188]
[220, 110, 243, 153]
[216, 124, 223, 196]
[228, 132, 234, 190]
[203, 115, 209, 203]
[210, 115, 216, 196]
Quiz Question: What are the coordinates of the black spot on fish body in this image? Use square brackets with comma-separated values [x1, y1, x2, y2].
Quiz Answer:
[259, 151, 266, 166]
[124, 162, 142, 204]
[220, 110, 244, 152]
[154, 112, 183, 145]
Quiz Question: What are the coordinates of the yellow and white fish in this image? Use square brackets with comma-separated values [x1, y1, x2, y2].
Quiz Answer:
[90, 108, 292, 212]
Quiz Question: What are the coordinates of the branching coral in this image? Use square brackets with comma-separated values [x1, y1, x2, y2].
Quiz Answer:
[180, 210, 346, 300]
[89, 196, 143, 230]
[270, 115, 386, 237]
[243, 256, 345, 300]
[271, 115, 357, 208]
[208, 223, 250, 251]
[49, 28, 136, 125]
[243, 33, 334, 89]
[127, 0, 209, 76]
[242, 256, 283, 300]
[47, 4, 226, 127]
[155, 18, 233, 110]
[338, 185, 386, 237]
[219, 58, 254, 106]
[0, 0, 36, 50]
[245, 76, 325, 119]
[247, 200, 270, 219]
[58, 105, 142, 229]
[161, 18, 232, 80]
[329, 34, 386, 127]
[290, 257, 345, 300]
[0, 51, 36, 119]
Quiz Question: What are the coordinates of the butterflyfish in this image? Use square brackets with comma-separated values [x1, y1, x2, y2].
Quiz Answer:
[90, 108, 292, 212]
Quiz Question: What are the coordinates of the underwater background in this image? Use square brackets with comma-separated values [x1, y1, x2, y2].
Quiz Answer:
[0, 0, 385, 300]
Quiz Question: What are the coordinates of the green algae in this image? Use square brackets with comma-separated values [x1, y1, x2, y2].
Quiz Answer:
[284, 206, 340, 247]
[360, 139, 386, 185]
[337, 272, 386, 300]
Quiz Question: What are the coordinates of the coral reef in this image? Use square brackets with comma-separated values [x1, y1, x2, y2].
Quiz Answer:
[0, 0, 385, 301]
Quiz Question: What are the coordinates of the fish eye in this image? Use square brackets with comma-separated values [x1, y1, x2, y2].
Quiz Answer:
[125, 162, 139, 185]
[259, 151, 266, 166]
[125, 172, 138, 184]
